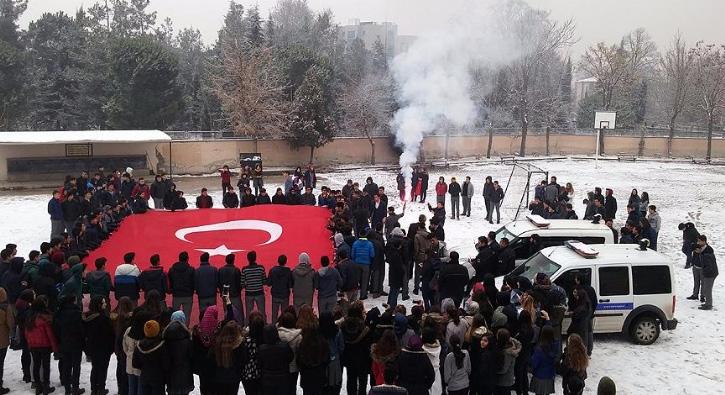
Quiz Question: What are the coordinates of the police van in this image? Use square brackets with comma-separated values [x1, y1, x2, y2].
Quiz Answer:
[517, 241, 678, 345]
[495, 215, 616, 263]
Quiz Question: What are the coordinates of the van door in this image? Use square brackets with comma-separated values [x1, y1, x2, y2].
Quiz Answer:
[552, 267, 592, 333]
[595, 265, 632, 333]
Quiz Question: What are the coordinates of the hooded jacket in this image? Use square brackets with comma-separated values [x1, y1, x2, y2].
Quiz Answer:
[340, 317, 371, 371]
[133, 337, 166, 385]
[397, 346, 435, 395]
[136, 266, 166, 296]
[385, 236, 406, 288]
[168, 260, 195, 297]
[278, 326, 303, 373]
[86, 269, 112, 298]
[114, 263, 141, 300]
[496, 338, 522, 387]
[265, 264, 291, 299]
[83, 311, 114, 359]
[438, 260, 469, 303]
[292, 254, 317, 304]
[26, 312, 59, 351]
[336, 258, 361, 292]
[1, 257, 26, 303]
[316, 266, 342, 298]
[53, 300, 85, 353]
[59, 263, 85, 302]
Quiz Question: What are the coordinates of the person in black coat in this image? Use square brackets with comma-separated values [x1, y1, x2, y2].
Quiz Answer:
[272, 188, 287, 204]
[476, 333, 497, 395]
[496, 238, 516, 277]
[397, 335, 435, 395]
[138, 254, 167, 296]
[211, 321, 245, 395]
[163, 312, 194, 395]
[604, 189, 617, 221]
[297, 328, 330, 395]
[133, 320, 166, 395]
[83, 295, 115, 395]
[257, 324, 294, 395]
[168, 252, 196, 321]
[195, 189, 213, 209]
[341, 302, 372, 395]
[218, 254, 243, 317]
[222, 188, 240, 208]
[386, 230, 407, 308]
[567, 287, 591, 342]
[195, 253, 218, 311]
[54, 295, 85, 394]
[438, 252, 469, 307]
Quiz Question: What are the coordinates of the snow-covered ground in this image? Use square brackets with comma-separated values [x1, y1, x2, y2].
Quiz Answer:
[1, 158, 723, 394]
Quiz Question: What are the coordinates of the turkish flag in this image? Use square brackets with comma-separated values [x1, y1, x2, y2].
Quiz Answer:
[86, 205, 334, 275]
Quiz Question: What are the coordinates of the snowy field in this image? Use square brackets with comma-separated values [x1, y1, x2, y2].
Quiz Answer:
[0, 158, 724, 394]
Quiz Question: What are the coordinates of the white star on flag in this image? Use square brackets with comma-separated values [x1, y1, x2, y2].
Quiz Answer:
[195, 244, 243, 257]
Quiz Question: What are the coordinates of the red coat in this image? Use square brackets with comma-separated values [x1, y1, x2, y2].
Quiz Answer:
[25, 315, 59, 352]
[131, 184, 151, 200]
[436, 182, 448, 196]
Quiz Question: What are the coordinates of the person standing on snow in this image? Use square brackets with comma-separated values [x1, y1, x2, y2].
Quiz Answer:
[696, 235, 718, 310]
[195, 188, 213, 209]
[48, 190, 64, 240]
[489, 181, 505, 225]
[435, 177, 448, 207]
[448, 177, 462, 220]
[604, 188, 617, 221]
[461, 176, 474, 217]
[292, 253, 317, 310]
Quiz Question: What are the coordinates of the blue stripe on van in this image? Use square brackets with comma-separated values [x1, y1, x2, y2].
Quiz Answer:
[597, 302, 634, 311]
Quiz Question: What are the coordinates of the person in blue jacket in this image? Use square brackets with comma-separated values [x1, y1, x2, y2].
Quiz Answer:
[529, 325, 559, 395]
[351, 229, 375, 300]
[48, 190, 64, 239]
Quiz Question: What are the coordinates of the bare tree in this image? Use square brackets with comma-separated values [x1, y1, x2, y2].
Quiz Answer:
[340, 73, 394, 164]
[505, 6, 575, 156]
[690, 42, 725, 162]
[213, 44, 289, 151]
[659, 33, 694, 156]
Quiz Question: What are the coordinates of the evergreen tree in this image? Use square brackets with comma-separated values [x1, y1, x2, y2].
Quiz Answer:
[174, 28, 214, 130]
[105, 36, 182, 129]
[246, 5, 263, 48]
[285, 65, 336, 162]
[343, 37, 369, 84]
[264, 13, 275, 47]
[0, 0, 27, 129]
[218, 1, 245, 50]
[371, 37, 388, 73]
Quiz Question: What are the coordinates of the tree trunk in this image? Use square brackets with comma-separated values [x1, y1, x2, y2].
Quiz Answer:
[667, 117, 676, 158]
[486, 126, 493, 158]
[545, 126, 551, 156]
[309, 146, 315, 164]
[253, 136, 259, 153]
[707, 116, 714, 163]
[368, 137, 376, 165]
[519, 116, 528, 156]
[444, 130, 450, 162]
[638, 127, 645, 157]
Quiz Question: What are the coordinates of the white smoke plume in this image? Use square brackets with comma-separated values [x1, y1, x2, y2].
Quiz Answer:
[391, 0, 520, 197]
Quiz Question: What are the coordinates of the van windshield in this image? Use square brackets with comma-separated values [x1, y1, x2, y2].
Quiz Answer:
[518, 252, 561, 281]
[495, 226, 518, 244]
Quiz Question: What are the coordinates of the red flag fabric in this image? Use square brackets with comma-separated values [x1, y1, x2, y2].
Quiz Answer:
[86, 205, 334, 275]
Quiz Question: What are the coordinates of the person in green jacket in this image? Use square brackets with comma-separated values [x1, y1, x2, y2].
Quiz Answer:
[60, 262, 86, 308]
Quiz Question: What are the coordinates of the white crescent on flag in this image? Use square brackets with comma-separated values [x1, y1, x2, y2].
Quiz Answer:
[174, 220, 283, 245]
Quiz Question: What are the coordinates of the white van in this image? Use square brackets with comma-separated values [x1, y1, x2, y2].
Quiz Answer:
[517, 242, 678, 345]
[495, 215, 616, 263]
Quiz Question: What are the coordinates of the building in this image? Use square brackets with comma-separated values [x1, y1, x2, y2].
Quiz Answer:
[339, 20, 399, 58]
[575, 77, 598, 105]
[0, 130, 171, 182]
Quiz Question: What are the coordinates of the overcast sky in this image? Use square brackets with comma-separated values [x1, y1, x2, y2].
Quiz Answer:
[19, 0, 725, 56]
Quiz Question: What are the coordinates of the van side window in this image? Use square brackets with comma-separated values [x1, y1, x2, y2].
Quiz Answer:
[599, 266, 630, 296]
[554, 268, 592, 299]
[632, 266, 672, 295]
[579, 237, 605, 244]
[539, 236, 605, 248]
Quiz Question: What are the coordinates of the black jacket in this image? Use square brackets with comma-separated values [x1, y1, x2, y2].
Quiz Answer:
[222, 192, 240, 208]
[258, 342, 294, 383]
[337, 258, 361, 292]
[497, 247, 516, 276]
[218, 264, 242, 297]
[163, 321, 194, 393]
[341, 317, 371, 371]
[448, 182, 462, 197]
[133, 337, 166, 385]
[195, 261, 218, 299]
[241, 194, 256, 207]
[438, 261, 469, 302]
[604, 196, 617, 220]
[696, 245, 719, 278]
[54, 301, 85, 353]
[386, 237, 406, 288]
[138, 267, 167, 295]
[168, 261, 195, 297]
[82, 312, 114, 359]
[213, 338, 245, 384]
[397, 348, 435, 395]
[195, 195, 213, 209]
[267, 266, 293, 299]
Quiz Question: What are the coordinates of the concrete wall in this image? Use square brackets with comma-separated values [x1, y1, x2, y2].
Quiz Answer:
[3, 134, 725, 181]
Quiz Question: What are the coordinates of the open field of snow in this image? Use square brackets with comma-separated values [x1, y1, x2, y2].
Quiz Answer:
[0, 158, 723, 394]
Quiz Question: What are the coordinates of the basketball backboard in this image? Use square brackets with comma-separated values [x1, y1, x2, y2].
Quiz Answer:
[594, 111, 616, 129]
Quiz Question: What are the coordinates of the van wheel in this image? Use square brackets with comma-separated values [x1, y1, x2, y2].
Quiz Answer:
[629, 315, 660, 345]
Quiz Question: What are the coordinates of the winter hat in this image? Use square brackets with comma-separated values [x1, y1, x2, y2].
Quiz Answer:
[171, 310, 187, 325]
[394, 313, 408, 336]
[299, 252, 310, 265]
[406, 335, 423, 351]
[597, 376, 617, 395]
[334, 233, 345, 247]
[143, 320, 160, 338]
[67, 255, 81, 266]
[391, 227, 404, 238]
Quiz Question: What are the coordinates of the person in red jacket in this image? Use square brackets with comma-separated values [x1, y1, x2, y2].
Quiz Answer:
[219, 165, 233, 193]
[25, 295, 59, 394]
[435, 177, 448, 206]
[130, 178, 151, 201]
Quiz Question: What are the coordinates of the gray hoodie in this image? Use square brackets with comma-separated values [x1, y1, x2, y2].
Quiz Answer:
[292, 253, 317, 306]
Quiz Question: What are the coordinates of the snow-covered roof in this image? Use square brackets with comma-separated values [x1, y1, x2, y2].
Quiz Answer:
[0, 130, 171, 145]
[576, 77, 597, 83]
